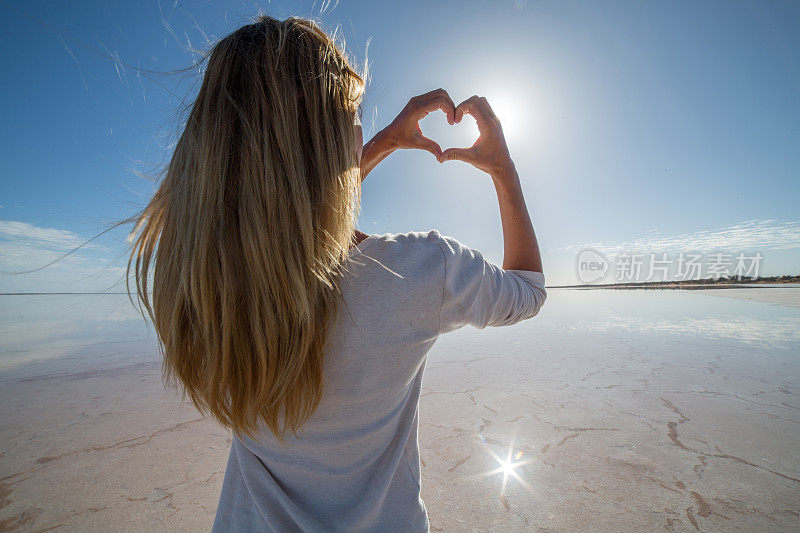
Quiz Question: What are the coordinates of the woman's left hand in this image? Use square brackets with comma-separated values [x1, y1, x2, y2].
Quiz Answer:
[360, 89, 457, 180]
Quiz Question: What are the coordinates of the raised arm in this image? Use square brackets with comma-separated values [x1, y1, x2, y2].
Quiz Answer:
[439, 96, 543, 273]
[359, 89, 457, 181]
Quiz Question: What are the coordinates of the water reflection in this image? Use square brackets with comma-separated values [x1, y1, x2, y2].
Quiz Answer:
[2, 289, 799, 376]
[581, 314, 800, 347]
[565, 289, 800, 347]
[0, 293, 157, 375]
[478, 431, 534, 497]
[1, 289, 798, 529]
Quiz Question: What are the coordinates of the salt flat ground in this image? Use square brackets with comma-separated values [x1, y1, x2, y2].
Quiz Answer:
[1, 289, 798, 532]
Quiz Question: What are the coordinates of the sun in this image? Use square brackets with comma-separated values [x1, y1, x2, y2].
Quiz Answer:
[484, 90, 526, 143]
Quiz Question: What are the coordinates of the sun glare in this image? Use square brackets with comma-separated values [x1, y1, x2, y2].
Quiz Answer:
[498, 459, 517, 476]
[475, 432, 535, 500]
[484, 91, 526, 143]
[418, 87, 530, 152]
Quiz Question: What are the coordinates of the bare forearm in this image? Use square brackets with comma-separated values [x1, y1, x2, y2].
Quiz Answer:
[360, 128, 396, 181]
[436, 94, 543, 273]
[492, 168, 543, 273]
[360, 90, 455, 181]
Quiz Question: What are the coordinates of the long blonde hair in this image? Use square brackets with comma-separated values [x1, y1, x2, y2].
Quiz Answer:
[127, 15, 366, 441]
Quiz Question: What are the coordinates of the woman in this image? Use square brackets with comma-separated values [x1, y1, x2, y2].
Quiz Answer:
[128, 15, 545, 532]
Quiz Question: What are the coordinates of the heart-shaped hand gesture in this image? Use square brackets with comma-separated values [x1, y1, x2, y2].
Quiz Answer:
[382, 88, 457, 160]
[360, 90, 517, 183]
[438, 95, 515, 177]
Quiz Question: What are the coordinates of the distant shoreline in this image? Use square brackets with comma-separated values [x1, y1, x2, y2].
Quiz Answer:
[551, 275, 800, 290]
[0, 292, 130, 296]
[3, 277, 800, 295]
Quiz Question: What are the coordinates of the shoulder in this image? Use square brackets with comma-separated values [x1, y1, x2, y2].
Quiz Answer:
[378, 229, 478, 258]
[370, 228, 443, 248]
[365, 229, 454, 263]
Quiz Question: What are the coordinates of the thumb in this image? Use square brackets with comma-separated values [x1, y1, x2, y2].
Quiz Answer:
[414, 135, 443, 159]
[439, 147, 478, 165]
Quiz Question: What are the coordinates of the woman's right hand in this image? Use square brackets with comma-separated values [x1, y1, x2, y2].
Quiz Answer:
[439, 96, 516, 180]
[382, 88, 457, 160]
[359, 89, 457, 181]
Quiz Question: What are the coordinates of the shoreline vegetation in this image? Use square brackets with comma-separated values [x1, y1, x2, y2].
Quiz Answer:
[552, 274, 800, 290]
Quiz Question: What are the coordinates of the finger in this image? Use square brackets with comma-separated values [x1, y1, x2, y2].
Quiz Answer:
[455, 96, 496, 130]
[413, 89, 456, 124]
[414, 135, 443, 159]
[434, 89, 457, 125]
[454, 95, 478, 123]
[477, 96, 498, 119]
[439, 147, 478, 165]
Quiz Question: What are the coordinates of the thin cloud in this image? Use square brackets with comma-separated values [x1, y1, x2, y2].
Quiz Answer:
[0, 220, 117, 281]
[0, 220, 127, 292]
[562, 219, 800, 254]
[0, 220, 100, 250]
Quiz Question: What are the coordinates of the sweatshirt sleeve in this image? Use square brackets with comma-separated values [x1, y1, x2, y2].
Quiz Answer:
[433, 230, 547, 334]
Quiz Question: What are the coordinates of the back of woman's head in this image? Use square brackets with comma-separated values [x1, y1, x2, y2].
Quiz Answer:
[128, 15, 366, 441]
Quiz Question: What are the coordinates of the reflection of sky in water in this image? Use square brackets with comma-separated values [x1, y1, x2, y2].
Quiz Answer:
[0, 294, 157, 373]
[1, 289, 799, 376]
[443, 288, 800, 356]
[541, 289, 800, 348]
[580, 314, 800, 347]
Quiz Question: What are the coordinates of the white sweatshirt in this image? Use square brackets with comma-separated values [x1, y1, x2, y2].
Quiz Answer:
[212, 229, 546, 532]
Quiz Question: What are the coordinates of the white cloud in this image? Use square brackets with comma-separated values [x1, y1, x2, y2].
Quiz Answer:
[0, 220, 101, 250]
[562, 219, 800, 254]
[0, 220, 126, 292]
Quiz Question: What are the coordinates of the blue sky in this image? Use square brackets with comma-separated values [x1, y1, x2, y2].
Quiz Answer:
[0, 0, 798, 291]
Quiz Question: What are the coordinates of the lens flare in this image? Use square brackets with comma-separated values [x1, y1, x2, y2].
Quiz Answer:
[475, 432, 535, 505]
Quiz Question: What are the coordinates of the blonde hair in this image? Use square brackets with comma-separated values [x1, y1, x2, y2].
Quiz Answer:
[127, 15, 366, 441]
